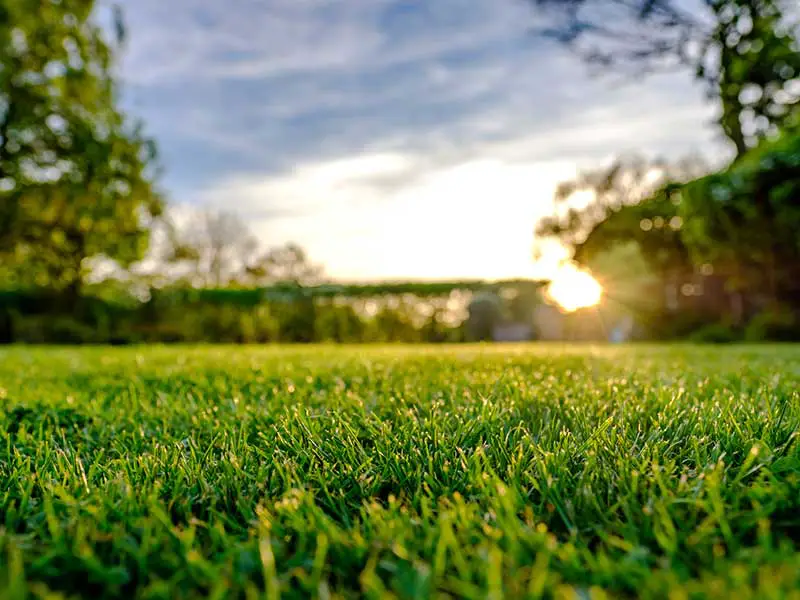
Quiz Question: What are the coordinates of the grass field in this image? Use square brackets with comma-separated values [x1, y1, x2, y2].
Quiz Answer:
[1, 344, 799, 599]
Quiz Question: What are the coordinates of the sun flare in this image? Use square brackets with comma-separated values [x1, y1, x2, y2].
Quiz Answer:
[547, 265, 603, 312]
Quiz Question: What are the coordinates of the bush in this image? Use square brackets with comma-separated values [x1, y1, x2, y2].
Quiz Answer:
[688, 323, 740, 344]
[744, 309, 800, 342]
[12, 315, 100, 344]
[0, 285, 471, 344]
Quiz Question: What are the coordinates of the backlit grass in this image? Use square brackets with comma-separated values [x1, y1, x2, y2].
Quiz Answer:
[1, 344, 799, 599]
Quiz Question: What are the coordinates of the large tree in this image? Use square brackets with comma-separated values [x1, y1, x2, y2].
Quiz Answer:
[533, 156, 710, 319]
[0, 0, 162, 298]
[534, 155, 707, 257]
[679, 131, 800, 309]
[529, 0, 800, 156]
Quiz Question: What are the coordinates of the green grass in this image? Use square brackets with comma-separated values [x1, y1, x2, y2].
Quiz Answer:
[1, 344, 799, 599]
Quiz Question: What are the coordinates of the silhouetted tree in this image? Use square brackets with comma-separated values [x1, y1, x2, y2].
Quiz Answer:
[534, 157, 716, 325]
[245, 242, 324, 286]
[534, 155, 707, 258]
[529, 0, 800, 156]
[162, 210, 258, 287]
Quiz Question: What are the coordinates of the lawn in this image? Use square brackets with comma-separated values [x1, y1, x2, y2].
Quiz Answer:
[0, 344, 798, 599]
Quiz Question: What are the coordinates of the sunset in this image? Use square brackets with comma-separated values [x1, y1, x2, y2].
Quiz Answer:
[2, 0, 799, 597]
[111, 0, 719, 281]
[547, 264, 603, 312]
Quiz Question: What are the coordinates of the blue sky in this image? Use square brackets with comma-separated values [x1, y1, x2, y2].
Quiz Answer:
[115, 0, 724, 281]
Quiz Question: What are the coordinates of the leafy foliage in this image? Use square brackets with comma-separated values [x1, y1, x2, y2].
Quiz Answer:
[245, 243, 324, 286]
[535, 133, 800, 333]
[0, 0, 161, 295]
[529, 0, 800, 155]
[679, 131, 800, 305]
[534, 156, 704, 275]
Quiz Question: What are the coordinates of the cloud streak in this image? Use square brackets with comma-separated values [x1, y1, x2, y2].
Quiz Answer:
[112, 0, 725, 279]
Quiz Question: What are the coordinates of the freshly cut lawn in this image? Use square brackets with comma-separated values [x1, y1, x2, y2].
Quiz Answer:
[0, 344, 799, 599]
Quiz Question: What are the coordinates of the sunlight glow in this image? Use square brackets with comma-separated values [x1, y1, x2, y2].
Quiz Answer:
[547, 264, 603, 312]
[215, 154, 579, 280]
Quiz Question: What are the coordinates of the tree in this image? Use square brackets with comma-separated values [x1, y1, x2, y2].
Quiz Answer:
[245, 242, 324, 343]
[244, 242, 324, 286]
[535, 136, 800, 329]
[584, 240, 659, 313]
[679, 131, 800, 310]
[158, 207, 324, 290]
[157, 209, 260, 287]
[534, 155, 707, 259]
[534, 156, 715, 329]
[170, 210, 259, 287]
[529, 0, 800, 156]
[0, 0, 162, 298]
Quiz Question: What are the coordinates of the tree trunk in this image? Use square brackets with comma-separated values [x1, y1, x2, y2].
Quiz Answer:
[62, 230, 86, 315]
[712, 15, 749, 160]
[0, 99, 19, 247]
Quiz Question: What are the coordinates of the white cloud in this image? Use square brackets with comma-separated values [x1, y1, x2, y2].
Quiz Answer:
[110, 0, 728, 280]
[188, 70, 723, 279]
[195, 145, 574, 280]
[197, 152, 419, 216]
[116, 0, 533, 85]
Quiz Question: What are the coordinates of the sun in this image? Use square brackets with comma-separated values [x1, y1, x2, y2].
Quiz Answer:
[547, 264, 603, 312]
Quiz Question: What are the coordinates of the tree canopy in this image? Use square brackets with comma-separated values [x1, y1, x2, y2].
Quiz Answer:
[680, 131, 800, 304]
[534, 155, 705, 265]
[0, 0, 161, 296]
[529, 0, 800, 156]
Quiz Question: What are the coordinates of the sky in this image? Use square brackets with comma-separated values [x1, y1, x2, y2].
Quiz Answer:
[114, 0, 724, 282]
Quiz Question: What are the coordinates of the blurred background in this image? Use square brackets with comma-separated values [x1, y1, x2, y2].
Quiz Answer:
[1, 0, 798, 344]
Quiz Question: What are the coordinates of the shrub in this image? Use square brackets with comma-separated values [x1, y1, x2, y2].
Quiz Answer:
[688, 323, 740, 344]
[744, 309, 800, 342]
[12, 315, 100, 344]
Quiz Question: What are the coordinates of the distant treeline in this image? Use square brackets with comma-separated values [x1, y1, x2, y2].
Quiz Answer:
[3, 0, 800, 344]
[0, 285, 487, 345]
